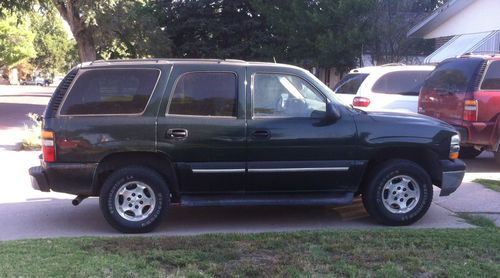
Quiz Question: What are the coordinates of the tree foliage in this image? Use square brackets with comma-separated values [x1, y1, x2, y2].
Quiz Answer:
[252, 0, 375, 72]
[364, 0, 441, 65]
[30, 8, 78, 75]
[0, 14, 36, 67]
[163, 0, 274, 60]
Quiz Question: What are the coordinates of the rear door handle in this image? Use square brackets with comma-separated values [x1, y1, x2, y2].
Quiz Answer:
[166, 128, 188, 139]
[252, 129, 270, 139]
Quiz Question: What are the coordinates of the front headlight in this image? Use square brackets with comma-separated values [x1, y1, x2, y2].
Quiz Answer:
[449, 134, 460, 160]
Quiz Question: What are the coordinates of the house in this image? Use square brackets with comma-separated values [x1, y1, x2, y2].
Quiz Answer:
[407, 0, 500, 63]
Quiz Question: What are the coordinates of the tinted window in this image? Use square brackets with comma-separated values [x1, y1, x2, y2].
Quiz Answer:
[169, 72, 237, 117]
[422, 59, 484, 93]
[253, 73, 325, 117]
[372, 71, 431, 96]
[60, 69, 159, 115]
[333, 73, 368, 94]
[481, 61, 500, 90]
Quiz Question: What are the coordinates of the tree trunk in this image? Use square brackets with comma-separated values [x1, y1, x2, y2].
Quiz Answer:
[53, 0, 96, 62]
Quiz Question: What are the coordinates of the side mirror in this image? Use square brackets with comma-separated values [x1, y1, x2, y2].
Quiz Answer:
[325, 102, 341, 123]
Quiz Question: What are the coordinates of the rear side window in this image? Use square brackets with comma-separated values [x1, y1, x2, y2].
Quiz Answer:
[481, 61, 500, 90]
[168, 72, 237, 117]
[333, 73, 368, 94]
[422, 59, 484, 93]
[60, 69, 160, 115]
[371, 71, 431, 96]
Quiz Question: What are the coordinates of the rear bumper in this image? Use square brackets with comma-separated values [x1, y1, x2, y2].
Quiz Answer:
[439, 159, 466, 196]
[28, 163, 97, 195]
[29, 166, 50, 192]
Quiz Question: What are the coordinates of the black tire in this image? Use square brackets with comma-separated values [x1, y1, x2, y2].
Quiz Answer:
[99, 166, 170, 233]
[362, 159, 433, 226]
[495, 151, 500, 165]
[459, 146, 482, 159]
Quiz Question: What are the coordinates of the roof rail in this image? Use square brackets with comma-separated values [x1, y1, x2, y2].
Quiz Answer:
[381, 63, 406, 67]
[88, 58, 250, 65]
[461, 51, 500, 57]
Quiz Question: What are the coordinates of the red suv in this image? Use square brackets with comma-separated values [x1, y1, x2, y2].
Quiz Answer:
[419, 54, 500, 163]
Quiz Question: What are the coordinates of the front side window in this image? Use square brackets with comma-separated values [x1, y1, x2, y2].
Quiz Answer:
[481, 61, 500, 90]
[372, 71, 431, 96]
[253, 73, 326, 118]
[333, 73, 368, 95]
[60, 69, 160, 115]
[168, 72, 237, 117]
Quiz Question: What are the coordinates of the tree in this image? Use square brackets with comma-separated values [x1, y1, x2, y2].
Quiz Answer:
[364, 0, 441, 65]
[163, 0, 274, 60]
[252, 0, 375, 72]
[0, 14, 36, 68]
[30, 8, 78, 75]
[93, 0, 171, 59]
[2, 0, 167, 62]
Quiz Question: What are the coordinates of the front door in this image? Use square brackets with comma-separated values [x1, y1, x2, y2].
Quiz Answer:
[157, 65, 246, 194]
[245, 69, 358, 193]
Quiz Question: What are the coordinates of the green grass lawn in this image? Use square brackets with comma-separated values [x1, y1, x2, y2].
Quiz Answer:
[474, 179, 500, 192]
[1, 228, 499, 277]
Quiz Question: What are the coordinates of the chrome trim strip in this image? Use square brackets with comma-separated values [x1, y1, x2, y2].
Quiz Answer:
[248, 167, 349, 173]
[192, 169, 246, 174]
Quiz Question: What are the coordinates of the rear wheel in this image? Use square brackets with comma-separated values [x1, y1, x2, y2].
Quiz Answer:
[99, 166, 169, 233]
[362, 160, 433, 226]
[459, 146, 482, 159]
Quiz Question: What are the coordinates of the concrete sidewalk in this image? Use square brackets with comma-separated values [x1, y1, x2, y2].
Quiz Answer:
[434, 181, 500, 226]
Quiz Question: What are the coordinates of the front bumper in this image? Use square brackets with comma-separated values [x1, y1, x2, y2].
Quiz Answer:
[439, 159, 466, 196]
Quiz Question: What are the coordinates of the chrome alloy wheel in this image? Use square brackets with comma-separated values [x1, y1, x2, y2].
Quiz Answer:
[114, 181, 156, 221]
[381, 175, 420, 214]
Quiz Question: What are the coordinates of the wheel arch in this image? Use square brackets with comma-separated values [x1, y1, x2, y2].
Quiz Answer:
[91, 151, 180, 200]
[359, 147, 441, 192]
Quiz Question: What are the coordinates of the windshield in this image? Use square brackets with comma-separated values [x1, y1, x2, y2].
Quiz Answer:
[301, 69, 351, 107]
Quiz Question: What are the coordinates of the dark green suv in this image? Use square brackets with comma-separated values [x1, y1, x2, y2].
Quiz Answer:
[29, 59, 465, 233]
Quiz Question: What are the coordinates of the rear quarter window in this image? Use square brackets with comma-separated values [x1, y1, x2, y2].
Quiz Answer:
[422, 59, 484, 93]
[333, 73, 368, 95]
[371, 71, 431, 96]
[59, 69, 160, 115]
[481, 61, 500, 90]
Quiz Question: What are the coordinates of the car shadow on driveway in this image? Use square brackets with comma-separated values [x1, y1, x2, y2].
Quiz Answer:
[0, 196, 472, 241]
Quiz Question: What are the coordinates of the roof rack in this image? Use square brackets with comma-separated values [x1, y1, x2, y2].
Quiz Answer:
[461, 51, 500, 57]
[381, 63, 406, 67]
[88, 58, 249, 65]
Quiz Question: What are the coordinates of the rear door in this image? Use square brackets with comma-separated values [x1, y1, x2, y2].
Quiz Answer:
[418, 58, 485, 126]
[156, 64, 247, 194]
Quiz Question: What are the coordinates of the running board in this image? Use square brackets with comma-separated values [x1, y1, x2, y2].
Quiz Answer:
[180, 192, 354, 207]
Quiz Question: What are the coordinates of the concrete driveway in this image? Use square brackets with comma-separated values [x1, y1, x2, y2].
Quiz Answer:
[0, 85, 498, 241]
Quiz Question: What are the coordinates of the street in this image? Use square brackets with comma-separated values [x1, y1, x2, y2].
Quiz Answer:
[0, 85, 499, 241]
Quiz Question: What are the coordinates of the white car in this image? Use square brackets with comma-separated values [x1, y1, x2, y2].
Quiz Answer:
[333, 64, 435, 113]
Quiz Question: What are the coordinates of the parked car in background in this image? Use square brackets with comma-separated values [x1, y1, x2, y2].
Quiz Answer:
[333, 64, 435, 113]
[20, 77, 51, 86]
[419, 54, 500, 162]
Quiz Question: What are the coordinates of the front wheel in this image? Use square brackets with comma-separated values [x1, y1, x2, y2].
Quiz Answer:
[99, 166, 170, 233]
[495, 151, 500, 165]
[362, 160, 433, 226]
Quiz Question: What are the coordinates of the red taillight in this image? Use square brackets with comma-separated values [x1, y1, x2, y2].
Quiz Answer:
[353, 96, 371, 107]
[463, 100, 478, 121]
[42, 130, 56, 162]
